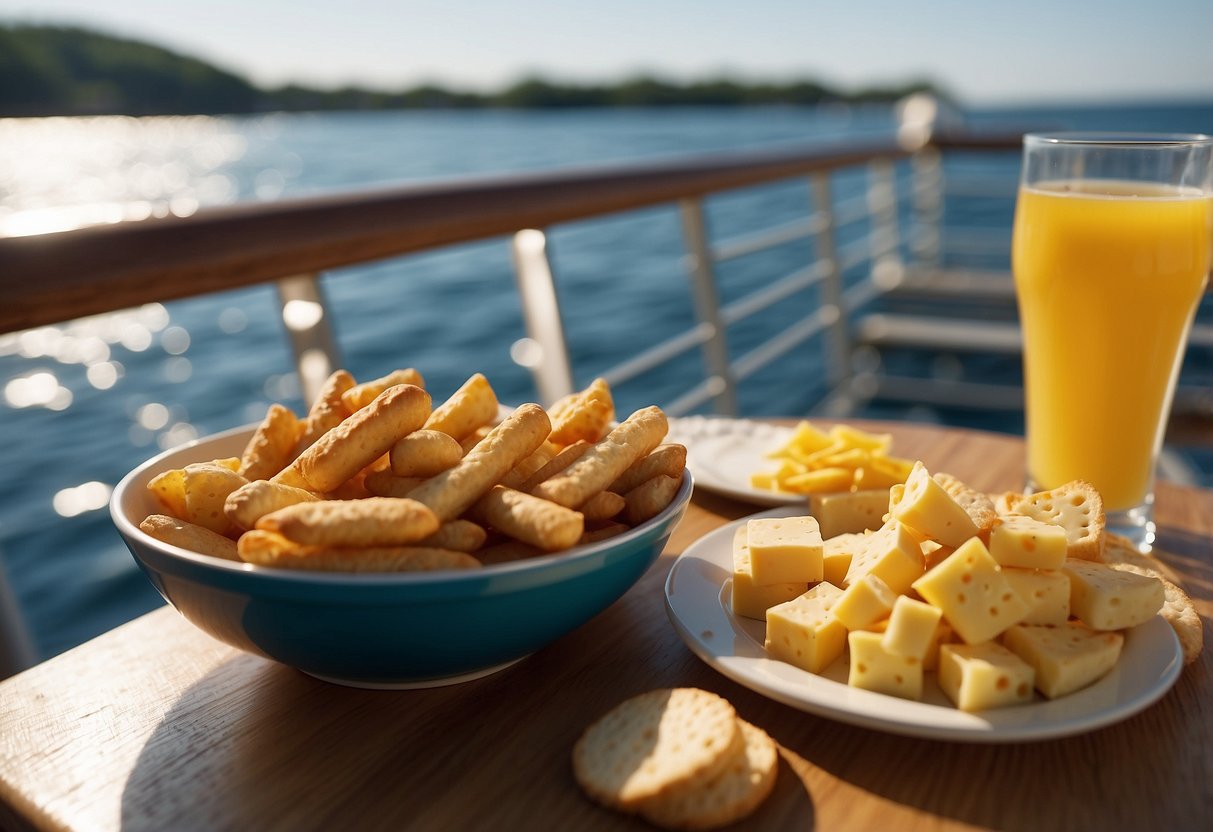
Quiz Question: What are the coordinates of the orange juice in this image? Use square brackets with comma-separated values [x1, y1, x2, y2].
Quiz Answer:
[1012, 181, 1211, 511]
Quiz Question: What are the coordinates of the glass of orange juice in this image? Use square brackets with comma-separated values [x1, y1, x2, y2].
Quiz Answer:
[1012, 133, 1212, 551]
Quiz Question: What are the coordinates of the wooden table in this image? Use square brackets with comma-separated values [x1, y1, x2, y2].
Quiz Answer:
[2, 421, 1210, 831]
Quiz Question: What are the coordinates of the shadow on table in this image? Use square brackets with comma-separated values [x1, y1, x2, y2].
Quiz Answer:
[772, 689, 1206, 832]
[1156, 526, 1213, 602]
[117, 632, 815, 830]
[118, 654, 620, 830]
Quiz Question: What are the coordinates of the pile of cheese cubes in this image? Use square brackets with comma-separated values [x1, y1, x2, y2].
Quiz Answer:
[732, 462, 1165, 711]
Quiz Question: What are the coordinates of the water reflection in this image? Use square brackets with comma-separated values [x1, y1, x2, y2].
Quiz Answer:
[0, 305, 171, 367]
[4, 371, 71, 410]
[136, 403, 169, 430]
[218, 308, 248, 334]
[86, 361, 123, 390]
[0, 115, 248, 237]
[52, 482, 112, 518]
[161, 327, 191, 355]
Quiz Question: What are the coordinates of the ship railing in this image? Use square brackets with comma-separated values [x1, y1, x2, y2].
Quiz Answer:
[0, 114, 1207, 425]
[0, 133, 904, 410]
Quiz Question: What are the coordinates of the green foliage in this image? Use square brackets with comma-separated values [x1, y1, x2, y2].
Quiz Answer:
[0, 24, 258, 115]
[0, 23, 947, 117]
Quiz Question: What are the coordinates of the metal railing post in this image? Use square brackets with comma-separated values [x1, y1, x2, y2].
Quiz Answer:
[868, 158, 901, 264]
[276, 273, 342, 406]
[809, 174, 851, 391]
[510, 229, 575, 406]
[910, 147, 943, 268]
[679, 199, 738, 416]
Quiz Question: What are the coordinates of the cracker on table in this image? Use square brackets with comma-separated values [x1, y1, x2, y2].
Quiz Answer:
[1103, 533, 1203, 665]
[638, 719, 778, 831]
[933, 472, 998, 537]
[572, 688, 742, 810]
[992, 490, 1024, 518]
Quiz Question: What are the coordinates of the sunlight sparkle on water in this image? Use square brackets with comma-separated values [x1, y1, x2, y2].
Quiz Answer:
[0, 115, 248, 237]
[158, 422, 198, 449]
[120, 326, 153, 352]
[163, 356, 193, 383]
[4, 371, 72, 411]
[161, 326, 190, 355]
[86, 361, 123, 390]
[218, 307, 248, 334]
[137, 402, 170, 430]
[52, 481, 112, 518]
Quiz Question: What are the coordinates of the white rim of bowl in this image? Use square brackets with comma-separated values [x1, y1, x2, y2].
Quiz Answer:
[111, 423, 694, 585]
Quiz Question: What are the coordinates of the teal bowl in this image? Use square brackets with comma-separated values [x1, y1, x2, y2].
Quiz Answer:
[111, 424, 692, 688]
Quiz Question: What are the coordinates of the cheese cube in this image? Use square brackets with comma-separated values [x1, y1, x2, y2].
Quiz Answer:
[843, 521, 923, 594]
[1003, 622, 1124, 699]
[847, 631, 923, 700]
[921, 540, 954, 571]
[891, 461, 979, 547]
[764, 583, 847, 673]
[921, 619, 954, 672]
[938, 643, 1035, 711]
[867, 615, 951, 669]
[747, 516, 823, 585]
[730, 527, 807, 620]
[810, 490, 890, 539]
[1001, 568, 1070, 626]
[911, 537, 1030, 644]
[1063, 559, 1164, 631]
[882, 596, 943, 659]
[822, 533, 863, 586]
[834, 574, 898, 630]
[887, 483, 904, 516]
[989, 515, 1067, 570]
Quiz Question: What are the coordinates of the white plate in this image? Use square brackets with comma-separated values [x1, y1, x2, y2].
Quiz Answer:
[664, 507, 1184, 743]
[668, 417, 802, 506]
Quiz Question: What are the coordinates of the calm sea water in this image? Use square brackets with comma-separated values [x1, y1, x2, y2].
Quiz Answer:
[2, 102, 1210, 661]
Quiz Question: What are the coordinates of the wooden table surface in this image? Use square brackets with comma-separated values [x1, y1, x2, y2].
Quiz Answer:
[1, 421, 1210, 832]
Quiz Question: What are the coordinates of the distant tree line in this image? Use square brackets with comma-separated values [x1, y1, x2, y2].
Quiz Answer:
[0, 23, 944, 117]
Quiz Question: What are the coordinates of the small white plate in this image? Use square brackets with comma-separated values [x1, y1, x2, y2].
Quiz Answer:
[668, 417, 802, 506]
[664, 507, 1184, 743]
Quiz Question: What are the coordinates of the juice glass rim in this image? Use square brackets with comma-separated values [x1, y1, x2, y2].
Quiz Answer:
[1025, 132, 1213, 147]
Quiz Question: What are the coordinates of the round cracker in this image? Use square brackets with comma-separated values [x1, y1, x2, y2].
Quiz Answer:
[933, 472, 998, 536]
[638, 719, 778, 831]
[1103, 533, 1203, 665]
[573, 688, 741, 810]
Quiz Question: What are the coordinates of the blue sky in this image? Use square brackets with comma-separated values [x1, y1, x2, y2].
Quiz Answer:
[3, 0, 1211, 105]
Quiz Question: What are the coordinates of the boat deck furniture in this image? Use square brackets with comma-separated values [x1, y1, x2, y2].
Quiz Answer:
[1, 420, 1210, 831]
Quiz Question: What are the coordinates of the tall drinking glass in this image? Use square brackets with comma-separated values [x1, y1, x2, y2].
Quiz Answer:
[1012, 133, 1213, 552]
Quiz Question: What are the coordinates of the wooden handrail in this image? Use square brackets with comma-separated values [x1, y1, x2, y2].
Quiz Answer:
[0, 131, 1024, 335]
[930, 130, 1025, 151]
